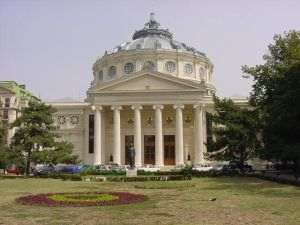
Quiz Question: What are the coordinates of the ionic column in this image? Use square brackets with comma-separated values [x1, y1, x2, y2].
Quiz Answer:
[153, 105, 164, 167]
[193, 104, 205, 164]
[174, 104, 184, 165]
[131, 105, 143, 167]
[111, 105, 122, 165]
[92, 105, 103, 165]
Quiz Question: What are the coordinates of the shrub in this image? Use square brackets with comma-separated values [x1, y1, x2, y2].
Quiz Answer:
[106, 175, 190, 182]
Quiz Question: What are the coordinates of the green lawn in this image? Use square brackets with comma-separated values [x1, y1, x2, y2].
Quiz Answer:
[0, 177, 300, 225]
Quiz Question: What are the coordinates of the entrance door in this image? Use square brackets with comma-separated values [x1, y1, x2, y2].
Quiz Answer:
[164, 135, 175, 165]
[144, 135, 155, 165]
[125, 135, 134, 165]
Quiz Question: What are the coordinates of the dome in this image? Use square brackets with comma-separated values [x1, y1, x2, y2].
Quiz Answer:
[108, 13, 206, 57]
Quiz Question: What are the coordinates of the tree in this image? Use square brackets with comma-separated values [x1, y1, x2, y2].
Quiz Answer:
[10, 100, 77, 175]
[32, 141, 79, 165]
[242, 30, 300, 173]
[0, 120, 9, 169]
[206, 96, 260, 171]
[0, 119, 6, 148]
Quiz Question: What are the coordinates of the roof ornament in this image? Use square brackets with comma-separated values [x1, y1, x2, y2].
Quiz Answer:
[145, 12, 160, 29]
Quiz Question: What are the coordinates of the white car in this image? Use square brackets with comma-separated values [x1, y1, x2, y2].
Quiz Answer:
[192, 164, 214, 171]
[139, 165, 160, 172]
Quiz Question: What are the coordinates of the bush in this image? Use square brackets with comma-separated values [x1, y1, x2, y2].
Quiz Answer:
[80, 168, 125, 176]
[106, 175, 190, 182]
[36, 173, 82, 181]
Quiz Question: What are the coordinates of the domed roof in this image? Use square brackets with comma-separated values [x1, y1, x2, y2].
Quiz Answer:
[108, 13, 206, 57]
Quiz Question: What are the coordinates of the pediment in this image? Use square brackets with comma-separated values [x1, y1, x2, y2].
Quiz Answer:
[90, 72, 201, 93]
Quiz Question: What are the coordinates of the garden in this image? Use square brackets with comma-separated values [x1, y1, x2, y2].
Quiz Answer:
[0, 177, 300, 225]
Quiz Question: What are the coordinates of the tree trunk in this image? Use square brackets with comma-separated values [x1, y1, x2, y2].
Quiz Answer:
[25, 149, 31, 176]
[294, 159, 300, 181]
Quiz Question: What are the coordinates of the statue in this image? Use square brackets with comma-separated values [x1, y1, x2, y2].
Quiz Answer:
[128, 143, 136, 169]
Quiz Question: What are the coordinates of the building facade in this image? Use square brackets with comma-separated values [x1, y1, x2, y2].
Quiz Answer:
[50, 14, 224, 167]
[0, 81, 38, 145]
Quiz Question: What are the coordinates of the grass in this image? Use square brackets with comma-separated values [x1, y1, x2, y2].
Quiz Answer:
[48, 193, 119, 202]
[0, 177, 299, 225]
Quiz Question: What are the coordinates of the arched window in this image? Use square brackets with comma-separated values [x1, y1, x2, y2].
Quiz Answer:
[124, 63, 134, 74]
[165, 61, 176, 73]
[108, 66, 117, 78]
[142, 61, 155, 71]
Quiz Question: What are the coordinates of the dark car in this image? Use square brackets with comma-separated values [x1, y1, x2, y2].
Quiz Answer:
[33, 164, 55, 175]
[55, 164, 81, 174]
[222, 161, 253, 173]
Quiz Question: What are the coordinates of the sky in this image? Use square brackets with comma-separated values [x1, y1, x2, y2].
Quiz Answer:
[1, 0, 300, 101]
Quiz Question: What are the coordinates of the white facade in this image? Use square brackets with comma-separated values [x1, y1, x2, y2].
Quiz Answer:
[0, 81, 37, 145]
[50, 14, 218, 167]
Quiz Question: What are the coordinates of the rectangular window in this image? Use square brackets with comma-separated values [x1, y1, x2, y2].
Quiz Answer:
[5, 98, 10, 108]
[3, 110, 8, 120]
[88, 114, 94, 154]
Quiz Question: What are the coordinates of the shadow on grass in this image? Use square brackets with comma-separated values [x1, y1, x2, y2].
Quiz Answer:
[200, 177, 300, 198]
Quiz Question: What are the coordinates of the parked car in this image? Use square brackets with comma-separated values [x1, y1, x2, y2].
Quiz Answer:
[55, 164, 81, 174]
[6, 165, 20, 175]
[192, 163, 214, 171]
[33, 164, 55, 175]
[222, 161, 253, 173]
[140, 165, 160, 172]
[211, 163, 226, 171]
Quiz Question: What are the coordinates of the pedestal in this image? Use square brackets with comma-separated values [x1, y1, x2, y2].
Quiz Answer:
[126, 168, 137, 177]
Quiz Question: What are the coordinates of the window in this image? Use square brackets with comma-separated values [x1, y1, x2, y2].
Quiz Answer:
[98, 71, 103, 81]
[165, 61, 176, 73]
[5, 98, 10, 108]
[154, 41, 162, 49]
[142, 61, 155, 71]
[3, 110, 8, 120]
[136, 44, 141, 49]
[88, 114, 94, 154]
[108, 66, 117, 78]
[184, 63, 193, 74]
[199, 67, 205, 79]
[124, 63, 134, 74]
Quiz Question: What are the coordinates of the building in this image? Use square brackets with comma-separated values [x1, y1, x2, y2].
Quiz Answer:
[0, 81, 38, 145]
[50, 14, 237, 167]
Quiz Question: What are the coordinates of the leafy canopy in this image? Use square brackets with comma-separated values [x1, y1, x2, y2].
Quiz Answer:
[242, 30, 300, 162]
[207, 96, 260, 165]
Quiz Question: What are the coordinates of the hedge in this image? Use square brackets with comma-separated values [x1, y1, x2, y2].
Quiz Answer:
[105, 175, 191, 182]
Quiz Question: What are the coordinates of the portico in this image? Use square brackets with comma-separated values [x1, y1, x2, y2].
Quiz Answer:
[89, 102, 207, 167]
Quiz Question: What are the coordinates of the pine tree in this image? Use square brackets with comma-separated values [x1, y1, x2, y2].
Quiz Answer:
[207, 96, 260, 172]
[10, 100, 78, 175]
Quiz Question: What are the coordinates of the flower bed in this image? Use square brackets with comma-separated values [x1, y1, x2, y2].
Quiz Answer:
[16, 192, 146, 207]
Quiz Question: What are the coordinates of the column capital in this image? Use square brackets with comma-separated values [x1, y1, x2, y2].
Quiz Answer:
[131, 105, 143, 110]
[193, 103, 206, 109]
[153, 104, 164, 110]
[91, 105, 103, 111]
[173, 104, 185, 110]
[111, 105, 122, 111]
